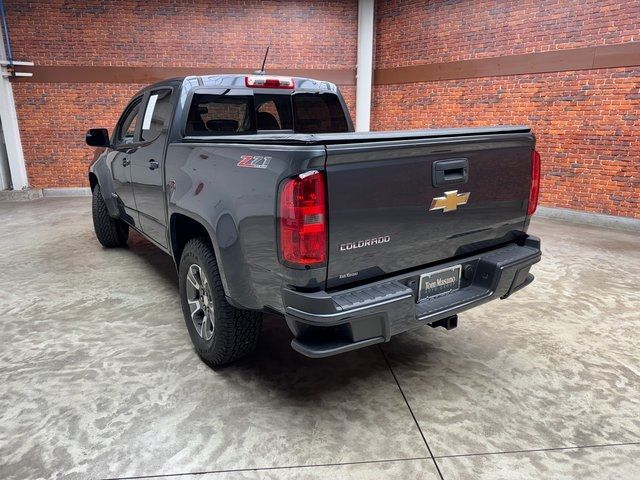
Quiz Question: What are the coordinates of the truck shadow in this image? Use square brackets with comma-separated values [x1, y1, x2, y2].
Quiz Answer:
[217, 319, 393, 400]
[126, 231, 440, 400]
[212, 316, 443, 403]
[127, 231, 179, 286]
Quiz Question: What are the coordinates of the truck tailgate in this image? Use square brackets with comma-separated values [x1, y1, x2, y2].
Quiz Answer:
[324, 130, 535, 289]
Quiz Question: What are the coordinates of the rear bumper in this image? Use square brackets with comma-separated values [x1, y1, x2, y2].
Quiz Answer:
[283, 236, 542, 358]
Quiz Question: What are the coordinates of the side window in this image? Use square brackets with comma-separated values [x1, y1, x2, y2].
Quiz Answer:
[185, 94, 255, 135]
[255, 94, 293, 131]
[115, 97, 142, 145]
[141, 89, 173, 142]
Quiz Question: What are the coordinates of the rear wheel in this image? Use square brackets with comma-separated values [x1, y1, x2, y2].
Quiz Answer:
[92, 184, 129, 247]
[178, 237, 262, 367]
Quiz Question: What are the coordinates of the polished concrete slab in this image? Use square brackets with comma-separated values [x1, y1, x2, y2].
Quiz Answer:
[438, 444, 640, 480]
[382, 218, 640, 458]
[150, 459, 440, 480]
[0, 197, 638, 480]
[0, 199, 428, 479]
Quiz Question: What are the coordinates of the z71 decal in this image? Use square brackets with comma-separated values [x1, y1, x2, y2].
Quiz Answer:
[237, 155, 272, 169]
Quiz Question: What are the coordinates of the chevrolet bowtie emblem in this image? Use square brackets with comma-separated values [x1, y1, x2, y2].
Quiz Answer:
[429, 190, 470, 212]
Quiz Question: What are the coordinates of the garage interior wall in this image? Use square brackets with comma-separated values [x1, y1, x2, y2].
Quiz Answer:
[373, 0, 640, 219]
[5, 0, 640, 219]
[6, 0, 357, 188]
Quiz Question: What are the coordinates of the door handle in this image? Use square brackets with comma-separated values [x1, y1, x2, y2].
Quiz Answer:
[148, 159, 160, 170]
[122, 158, 131, 167]
[432, 158, 469, 187]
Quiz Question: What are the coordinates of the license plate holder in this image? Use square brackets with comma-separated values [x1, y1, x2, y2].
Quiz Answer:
[418, 265, 461, 302]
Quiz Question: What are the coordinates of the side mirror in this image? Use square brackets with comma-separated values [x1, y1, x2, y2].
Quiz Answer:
[85, 128, 110, 148]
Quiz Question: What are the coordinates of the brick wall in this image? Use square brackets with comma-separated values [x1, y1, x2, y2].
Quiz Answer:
[7, 0, 357, 188]
[7, 0, 640, 219]
[12, 83, 143, 188]
[374, 0, 640, 218]
[375, 0, 639, 66]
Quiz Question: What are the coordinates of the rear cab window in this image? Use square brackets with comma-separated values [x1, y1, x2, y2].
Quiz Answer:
[292, 93, 349, 133]
[184, 85, 350, 136]
[255, 94, 293, 131]
[186, 94, 255, 135]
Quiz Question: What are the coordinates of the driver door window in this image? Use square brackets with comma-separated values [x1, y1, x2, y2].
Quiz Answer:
[115, 97, 142, 145]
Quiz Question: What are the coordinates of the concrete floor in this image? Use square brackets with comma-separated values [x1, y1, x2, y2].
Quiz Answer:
[1, 197, 639, 480]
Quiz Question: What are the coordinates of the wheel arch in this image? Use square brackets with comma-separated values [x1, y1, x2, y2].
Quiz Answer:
[88, 158, 120, 217]
[169, 212, 233, 300]
[169, 211, 262, 310]
[88, 172, 98, 191]
[170, 212, 213, 264]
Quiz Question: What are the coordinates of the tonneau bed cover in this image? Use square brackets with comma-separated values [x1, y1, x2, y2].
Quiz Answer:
[182, 125, 532, 145]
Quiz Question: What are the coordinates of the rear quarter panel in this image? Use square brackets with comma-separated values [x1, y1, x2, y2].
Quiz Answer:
[164, 142, 326, 311]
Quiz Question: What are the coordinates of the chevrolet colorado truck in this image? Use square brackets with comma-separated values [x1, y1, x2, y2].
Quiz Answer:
[86, 74, 542, 367]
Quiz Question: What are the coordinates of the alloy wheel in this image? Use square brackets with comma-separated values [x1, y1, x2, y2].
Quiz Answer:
[185, 264, 215, 340]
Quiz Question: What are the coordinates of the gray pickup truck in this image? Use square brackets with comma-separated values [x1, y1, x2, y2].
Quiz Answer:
[86, 74, 542, 366]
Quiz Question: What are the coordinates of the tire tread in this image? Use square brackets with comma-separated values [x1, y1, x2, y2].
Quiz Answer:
[179, 237, 262, 367]
[92, 185, 129, 248]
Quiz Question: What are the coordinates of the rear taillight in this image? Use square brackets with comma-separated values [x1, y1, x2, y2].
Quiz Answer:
[528, 149, 541, 216]
[278, 170, 327, 267]
[245, 75, 295, 89]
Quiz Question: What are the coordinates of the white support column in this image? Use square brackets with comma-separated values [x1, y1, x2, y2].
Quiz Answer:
[355, 0, 374, 132]
[0, 26, 28, 190]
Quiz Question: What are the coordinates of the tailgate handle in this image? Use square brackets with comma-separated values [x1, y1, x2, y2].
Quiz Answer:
[433, 158, 469, 187]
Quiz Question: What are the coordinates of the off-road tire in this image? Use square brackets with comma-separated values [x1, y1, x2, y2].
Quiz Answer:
[179, 237, 262, 367]
[92, 184, 129, 247]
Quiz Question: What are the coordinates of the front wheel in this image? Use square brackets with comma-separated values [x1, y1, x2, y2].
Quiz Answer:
[178, 237, 262, 367]
[92, 184, 129, 248]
